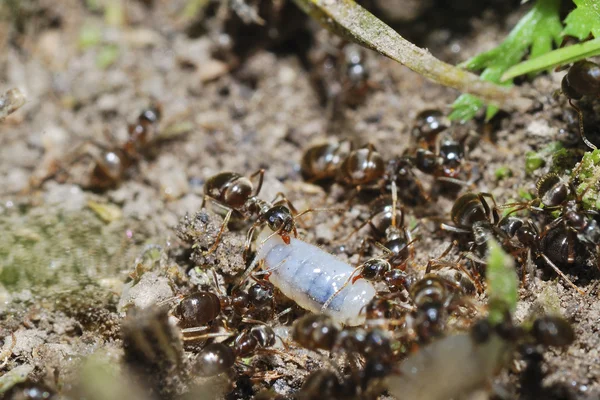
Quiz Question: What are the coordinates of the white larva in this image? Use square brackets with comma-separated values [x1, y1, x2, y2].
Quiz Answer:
[253, 233, 376, 326]
[386, 332, 512, 400]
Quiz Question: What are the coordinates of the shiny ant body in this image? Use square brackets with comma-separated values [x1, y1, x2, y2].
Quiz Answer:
[406, 273, 477, 343]
[194, 323, 278, 377]
[292, 314, 393, 399]
[504, 173, 600, 269]
[202, 169, 320, 259]
[560, 60, 600, 150]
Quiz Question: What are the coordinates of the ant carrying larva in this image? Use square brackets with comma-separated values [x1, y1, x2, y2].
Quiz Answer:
[201, 169, 342, 260]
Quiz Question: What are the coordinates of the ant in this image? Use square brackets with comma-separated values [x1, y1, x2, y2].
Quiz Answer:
[560, 60, 600, 150]
[31, 104, 163, 191]
[503, 173, 600, 273]
[406, 273, 479, 344]
[300, 140, 352, 183]
[292, 314, 393, 399]
[338, 181, 416, 269]
[410, 109, 450, 151]
[309, 40, 374, 120]
[336, 143, 386, 199]
[170, 278, 279, 343]
[201, 169, 332, 259]
[194, 324, 278, 377]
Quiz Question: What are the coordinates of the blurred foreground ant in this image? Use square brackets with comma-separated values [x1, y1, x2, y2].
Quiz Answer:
[293, 314, 393, 399]
[31, 104, 162, 191]
[560, 60, 600, 150]
[407, 273, 478, 344]
[194, 323, 278, 377]
[202, 169, 336, 259]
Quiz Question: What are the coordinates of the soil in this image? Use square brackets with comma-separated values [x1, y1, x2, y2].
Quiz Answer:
[0, 1, 599, 399]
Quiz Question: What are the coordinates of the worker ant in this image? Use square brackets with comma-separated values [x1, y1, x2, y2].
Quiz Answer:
[410, 109, 450, 151]
[503, 173, 600, 277]
[338, 181, 415, 269]
[406, 273, 479, 344]
[300, 140, 353, 183]
[292, 314, 393, 399]
[308, 39, 374, 119]
[202, 169, 334, 259]
[194, 323, 278, 377]
[30, 103, 163, 191]
[560, 60, 600, 150]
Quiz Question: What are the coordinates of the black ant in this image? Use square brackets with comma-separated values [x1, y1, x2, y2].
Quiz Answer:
[309, 40, 374, 118]
[194, 324, 277, 377]
[560, 60, 600, 150]
[31, 104, 163, 191]
[410, 109, 450, 151]
[292, 314, 393, 399]
[406, 273, 478, 344]
[503, 173, 600, 278]
[300, 140, 352, 183]
[202, 169, 330, 259]
[338, 181, 416, 269]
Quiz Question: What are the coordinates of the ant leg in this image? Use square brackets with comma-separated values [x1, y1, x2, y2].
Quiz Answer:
[333, 216, 373, 245]
[540, 254, 585, 295]
[250, 168, 266, 197]
[321, 265, 363, 312]
[203, 209, 233, 256]
[440, 223, 471, 234]
[243, 222, 260, 261]
[569, 99, 597, 151]
[479, 192, 500, 224]
[28, 139, 106, 189]
[425, 241, 455, 273]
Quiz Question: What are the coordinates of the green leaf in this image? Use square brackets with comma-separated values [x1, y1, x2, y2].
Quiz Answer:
[563, 0, 600, 40]
[486, 240, 518, 325]
[450, 0, 561, 121]
[502, 37, 600, 81]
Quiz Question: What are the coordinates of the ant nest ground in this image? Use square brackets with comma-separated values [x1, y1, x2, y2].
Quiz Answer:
[1, 1, 600, 400]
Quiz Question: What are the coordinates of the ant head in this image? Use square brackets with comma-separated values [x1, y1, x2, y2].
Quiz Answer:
[361, 258, 391, 281]
[265, 205, 294, 234]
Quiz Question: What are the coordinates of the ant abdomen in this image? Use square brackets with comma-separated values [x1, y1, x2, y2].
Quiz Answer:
[561, 61, 600, 100]
[301, 141, 352, 182]
[195, 343, 236, 377]
[204, 172, 254, 209]
[338, 146, 385, 187]
[292, 314, 339, 350]
[174, 292, 221, 328]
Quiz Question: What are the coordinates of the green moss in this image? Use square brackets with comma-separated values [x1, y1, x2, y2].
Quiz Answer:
[0, 206, 130, 290]
[572, 149, 600, 210]
[494, 166, 513, 180]
[550, 148, 581, 173]
[525, 151, 545, 174]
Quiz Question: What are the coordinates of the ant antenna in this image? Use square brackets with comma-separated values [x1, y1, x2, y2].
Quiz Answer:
[568, 99, 597, 151]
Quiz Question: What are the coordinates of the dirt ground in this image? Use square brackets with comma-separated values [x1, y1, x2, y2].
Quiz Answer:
[1, 0, 599, 399]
